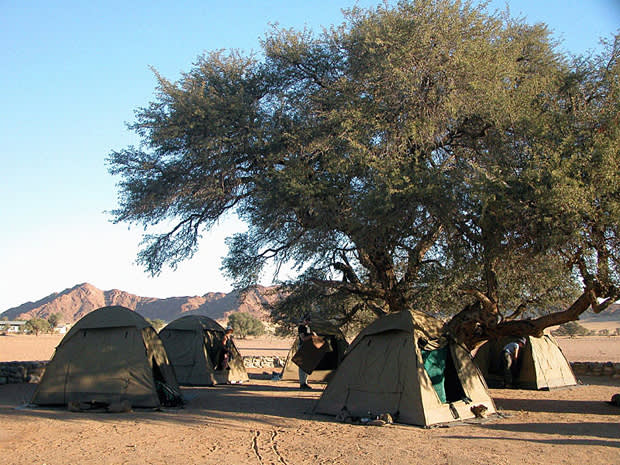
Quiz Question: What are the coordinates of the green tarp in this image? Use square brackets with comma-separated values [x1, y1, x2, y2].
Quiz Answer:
[421, 346, 448, 403]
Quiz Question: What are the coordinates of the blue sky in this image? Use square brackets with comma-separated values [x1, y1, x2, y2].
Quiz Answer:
[1, 1, 618, 312]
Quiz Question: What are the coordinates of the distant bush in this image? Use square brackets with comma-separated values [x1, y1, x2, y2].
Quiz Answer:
[551, 321, 591, 337]
[24, 318, 51, 336]
[227, 312, 265, 339]
[47, 313, 62, 329]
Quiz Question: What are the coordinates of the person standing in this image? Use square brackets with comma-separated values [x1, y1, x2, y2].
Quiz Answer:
[220, 326, 235, 370]
[297, 318, 315, 390]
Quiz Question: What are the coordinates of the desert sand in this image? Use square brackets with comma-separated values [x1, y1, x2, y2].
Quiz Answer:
[1, 334, 619, 464]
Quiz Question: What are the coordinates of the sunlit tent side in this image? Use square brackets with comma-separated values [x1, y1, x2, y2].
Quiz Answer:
[314, 310, 496, 427]
[280, 320, 349, 383]
[31, 306, 181, 408]
[159, 315, 248, 385]
[473, 334, 577, 390]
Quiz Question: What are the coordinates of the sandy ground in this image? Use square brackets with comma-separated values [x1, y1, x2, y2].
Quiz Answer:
[1, 376, 619, 465]
[0, 334, 619, 464]
[555, 336, 620, 363]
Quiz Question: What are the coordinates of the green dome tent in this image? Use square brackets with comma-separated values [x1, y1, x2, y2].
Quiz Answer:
[159, 315, 248, 385]
[31, 306, 181, 408]
[314, 310, 496, 427]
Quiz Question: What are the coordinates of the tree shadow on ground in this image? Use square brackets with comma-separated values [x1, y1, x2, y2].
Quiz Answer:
[181, 381, 321, 418]
[480, 419, 620, 440]
[444, 431, 619, 448]
[0, 380, 332, 429]
[494, 396, 620, 415]
[576, 375, 620, 387]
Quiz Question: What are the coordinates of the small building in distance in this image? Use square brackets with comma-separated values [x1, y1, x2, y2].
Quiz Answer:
[0, 321, 26, 333]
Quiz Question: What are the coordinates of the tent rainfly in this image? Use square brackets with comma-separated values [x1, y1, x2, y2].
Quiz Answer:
[473, 335, 577, 390]
[280, 320, 349, 383]
[31, 306, 182, 408]
[159, 315, 248, 385]
[314, 310, 496, 427]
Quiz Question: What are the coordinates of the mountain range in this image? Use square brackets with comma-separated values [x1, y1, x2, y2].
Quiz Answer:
[2, 282, 618, 328]
[0, 283, 282, 324]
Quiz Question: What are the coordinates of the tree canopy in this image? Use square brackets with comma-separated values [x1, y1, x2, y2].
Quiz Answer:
[47, 313, 62, 329]
[227, 312, 266, 338]
[25, 318, 51, 336]
[108, 0, 619, 347]
[550, 321, 591, 338]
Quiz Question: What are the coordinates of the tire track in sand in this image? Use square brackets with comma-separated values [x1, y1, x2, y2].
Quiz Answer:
[250, 429, 288, 465]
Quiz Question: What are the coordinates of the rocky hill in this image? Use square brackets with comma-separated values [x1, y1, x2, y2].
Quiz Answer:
[580, 303, 620, 321]
[3, 283, 617, 329]
[0, 283, 282, 324]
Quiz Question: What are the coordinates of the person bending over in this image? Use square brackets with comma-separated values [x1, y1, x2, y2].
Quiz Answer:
[502, 337, 526, 388]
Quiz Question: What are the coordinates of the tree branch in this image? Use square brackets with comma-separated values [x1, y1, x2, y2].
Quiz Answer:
[308, 277, 386, 301]
[403, 224, 443, 284]
[333, 261, 361, 284]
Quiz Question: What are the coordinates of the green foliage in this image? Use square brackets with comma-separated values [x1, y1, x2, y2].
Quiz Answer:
[47, 313, 62, 329]
[24, 318, 51, 336]
[551, 321, 591, 337]
[108, 0, 619, 338]
[227, 312, 265, 338]
[270, 279, 378, 338]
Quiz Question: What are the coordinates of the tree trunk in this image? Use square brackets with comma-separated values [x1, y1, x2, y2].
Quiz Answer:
[445, 286, 603, 349]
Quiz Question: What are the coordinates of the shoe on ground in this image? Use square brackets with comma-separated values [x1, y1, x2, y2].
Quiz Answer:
[300, 384, 313, 390]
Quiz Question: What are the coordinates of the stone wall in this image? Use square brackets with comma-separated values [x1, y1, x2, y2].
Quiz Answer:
[0, 361, 46, 385]
[242, 355, 286, 370]
[2, 358, 619, 385]
[570, 361, 620, 379]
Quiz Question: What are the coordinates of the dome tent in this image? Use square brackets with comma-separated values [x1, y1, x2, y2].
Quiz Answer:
[159, 315, 248, 385]
[32, 306, 181, 408]
[314, 310, 496, 427]
[280, 319, 349, 383]
[473, 334, 577, 390]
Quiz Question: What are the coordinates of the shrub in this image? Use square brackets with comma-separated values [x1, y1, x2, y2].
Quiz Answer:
[227, 313, 265, 339]
[24, 318, 51, 336]
[551, 321, 590, 337]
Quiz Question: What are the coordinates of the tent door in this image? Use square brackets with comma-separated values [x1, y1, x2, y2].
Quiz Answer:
[421, 345, 466, 404]
[151, 356, 181, 406]
[313, 336, 338, 371]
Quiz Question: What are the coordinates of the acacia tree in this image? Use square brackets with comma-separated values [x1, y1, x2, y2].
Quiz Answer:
[228, 312, 266, 338]
[47, 313, 61, 330]
[25, 318, 51, 336]
[108, 0, 619, 348]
